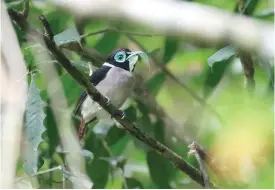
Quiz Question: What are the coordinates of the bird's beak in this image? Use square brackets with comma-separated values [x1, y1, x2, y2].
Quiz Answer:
[127, 51, 150, 69]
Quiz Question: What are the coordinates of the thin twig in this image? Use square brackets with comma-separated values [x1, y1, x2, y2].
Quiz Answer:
[15, 166, 63, 183]
[80, 28, 157, 39]
[188, 142, 211, 188]
[239, 51, 255, 92]
[39, 15, 54, 40]
[237, 1, 256, 92]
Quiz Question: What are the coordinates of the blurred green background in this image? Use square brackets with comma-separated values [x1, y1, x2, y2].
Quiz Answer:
[6, 0, 274, 188]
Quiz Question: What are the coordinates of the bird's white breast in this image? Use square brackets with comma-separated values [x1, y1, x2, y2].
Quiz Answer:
[81, 67, 135, 123]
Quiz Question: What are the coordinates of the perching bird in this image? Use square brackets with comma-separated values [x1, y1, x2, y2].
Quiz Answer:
[74, 48, 148, 139]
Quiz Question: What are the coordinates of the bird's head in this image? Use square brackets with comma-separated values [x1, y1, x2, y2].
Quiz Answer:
[103, 48, 149, 72]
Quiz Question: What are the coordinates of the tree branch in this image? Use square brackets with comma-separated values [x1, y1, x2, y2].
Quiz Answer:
[37, 15, 211, 188]
[188, 142, 211, 188]
[51, 0, 274, 58]
[80, 28, 158, 39]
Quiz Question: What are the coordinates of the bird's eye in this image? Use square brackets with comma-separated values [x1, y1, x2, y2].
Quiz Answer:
[114, 52, 126, 63]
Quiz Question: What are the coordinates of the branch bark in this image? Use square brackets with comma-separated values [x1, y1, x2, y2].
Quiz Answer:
[188, 142, 211, 189]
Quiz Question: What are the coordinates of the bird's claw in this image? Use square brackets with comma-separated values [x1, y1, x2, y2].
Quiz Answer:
[120, 111, 125, 119]
[111, 111, 125, 119]
[105, 96, 111, 106]
[97, 96, 110, 110]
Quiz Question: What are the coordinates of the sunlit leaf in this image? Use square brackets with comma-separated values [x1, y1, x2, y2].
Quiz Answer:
[54, 26, 81, 48]
[24, 75, 46, 174]
[5, 0, 25, 9]
[207, 45, 236, 67]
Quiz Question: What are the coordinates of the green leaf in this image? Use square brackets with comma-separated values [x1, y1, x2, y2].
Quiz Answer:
[24, 75, 46, 174]
[234, 0, 259, 16]
[105, 127, 127, 146]
[54, 26, 81, 48]
[123, 178, 144, 189]
[87, 157, 110, 189]
[243, 0, 259, 16]
[163, 37, 178, 64]
[60, 72, 83, 106]
[146, 120, 176, 188]
[94, 31, 120, 56]
[203, 60, 232, 98]
[44, 101, 60, 157]
[207, 45, 236, 67]
[84, 131, 110, 188]
[5, 0, 25, 9]
[146, 72, 166, 96]
[110, 135, 129, 156]
[23, 46, 36, 71]
[147, 151, 172, 188]
[260, 58, 274, 84]
[46, 11, 72, 34]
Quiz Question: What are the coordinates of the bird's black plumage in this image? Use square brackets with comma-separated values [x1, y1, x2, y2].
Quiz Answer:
[74, 66, 111, 115]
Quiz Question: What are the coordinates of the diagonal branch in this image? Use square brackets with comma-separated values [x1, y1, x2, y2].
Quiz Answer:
[37, 15, 212, 188]
[8, 10, 215, 187]
[80, 28, 159, 39]
[188, 142, 211, 189]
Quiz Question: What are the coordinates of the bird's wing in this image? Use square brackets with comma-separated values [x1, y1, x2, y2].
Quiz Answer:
[74, 66, 112, 115]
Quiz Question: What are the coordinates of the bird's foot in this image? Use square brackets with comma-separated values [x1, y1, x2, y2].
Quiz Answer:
[105, 96, 111, 106]
[111, 110, 125, 119]
[97, 96, 110, 110]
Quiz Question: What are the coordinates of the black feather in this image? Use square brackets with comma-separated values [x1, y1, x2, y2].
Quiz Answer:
[74, 66, 112, 115]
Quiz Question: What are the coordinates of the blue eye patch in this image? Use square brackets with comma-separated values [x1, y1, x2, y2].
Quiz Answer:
[114, 51, 126, 63]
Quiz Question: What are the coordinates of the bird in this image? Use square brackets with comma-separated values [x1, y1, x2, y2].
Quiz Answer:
[74, 48, 148, 139]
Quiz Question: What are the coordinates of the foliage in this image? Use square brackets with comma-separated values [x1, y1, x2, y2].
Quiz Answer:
[7, 0, 274, 188]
